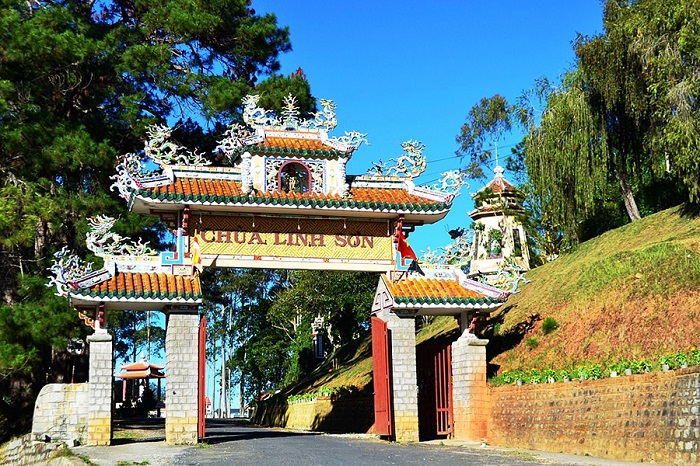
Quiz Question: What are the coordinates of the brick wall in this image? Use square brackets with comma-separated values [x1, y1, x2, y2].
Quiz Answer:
[452, 337, 489, 440]
[387, 314, 419, 442]
[87, 333, 113, 446]
[489, 366, 700, 465]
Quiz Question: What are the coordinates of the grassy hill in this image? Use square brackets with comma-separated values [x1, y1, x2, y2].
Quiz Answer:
[279, 205, 700, 396]
[487, 204, 700, 374]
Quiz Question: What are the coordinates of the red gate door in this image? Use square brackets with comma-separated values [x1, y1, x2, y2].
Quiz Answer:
[371, 316, 393, 437]
[198, 315, 207, 440]
[434, 345, 453, 437]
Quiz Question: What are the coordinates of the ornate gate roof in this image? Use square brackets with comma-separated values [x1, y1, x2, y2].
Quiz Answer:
[113, 94, 465, 226]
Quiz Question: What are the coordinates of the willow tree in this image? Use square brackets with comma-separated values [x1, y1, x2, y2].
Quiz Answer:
[524, 72, 610, 246]
[525, 0, 700, 246]
[628, 0, 700, 203]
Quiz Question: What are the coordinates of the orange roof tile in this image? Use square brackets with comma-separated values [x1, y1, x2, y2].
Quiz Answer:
[256, 136, 329, 152]
[484, 177, 518, 194]
[72, 272, 201, 302]
[386, 277, 483, 301]
[135, 178, 449, 212]
[383, 275, 508, 307]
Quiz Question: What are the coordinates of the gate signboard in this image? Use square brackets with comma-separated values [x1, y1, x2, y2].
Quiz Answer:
[191, 216, 394, 271]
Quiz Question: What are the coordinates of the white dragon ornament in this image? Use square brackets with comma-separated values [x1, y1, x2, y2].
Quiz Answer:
[86, 215, 157, 257]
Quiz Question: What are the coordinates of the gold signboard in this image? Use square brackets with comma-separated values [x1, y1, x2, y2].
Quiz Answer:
[189, 216, 394, 271]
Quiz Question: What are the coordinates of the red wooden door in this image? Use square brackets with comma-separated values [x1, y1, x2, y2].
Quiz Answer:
[434, 345, 453, 436]
[198, 315, 207, 440]
[371, 316, 393, 437]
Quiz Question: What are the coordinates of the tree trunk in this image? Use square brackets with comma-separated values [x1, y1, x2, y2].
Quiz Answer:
[616, 170, 641, 221]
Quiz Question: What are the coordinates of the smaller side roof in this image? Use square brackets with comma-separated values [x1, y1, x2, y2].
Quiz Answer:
[373, 269, 509, 316]
[69, 271, 202, 312]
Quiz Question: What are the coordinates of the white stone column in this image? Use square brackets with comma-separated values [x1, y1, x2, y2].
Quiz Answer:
[451, 313, 489, 441]
[87, 333, 113, 445]
[376, 309, 419, 443]
[165, 312, 200, 444]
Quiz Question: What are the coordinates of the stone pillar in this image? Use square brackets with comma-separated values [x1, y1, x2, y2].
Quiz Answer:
[87, 333, 113, 446]
[165, 312, 200, 444]
[451, 321, 489, 441]
[376, 309, 419, 443]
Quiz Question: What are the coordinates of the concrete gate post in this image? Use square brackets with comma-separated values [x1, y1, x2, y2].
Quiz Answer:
[375, 309, 419, 442]
[87, 332, 113, 445]
[451, 312, 489, 441]
[165, 312, 200, 444]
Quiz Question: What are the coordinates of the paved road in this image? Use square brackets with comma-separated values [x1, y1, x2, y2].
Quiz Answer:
[77, 420, 647, 466]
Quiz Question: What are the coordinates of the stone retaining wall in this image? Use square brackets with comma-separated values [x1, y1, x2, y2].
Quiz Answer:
[489, 367, 700, 465]
[0, 434, 61, 466]
[32, 383, 89, 446]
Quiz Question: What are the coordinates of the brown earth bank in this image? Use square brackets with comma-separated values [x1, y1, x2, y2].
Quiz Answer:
[485, 205, 700, 374]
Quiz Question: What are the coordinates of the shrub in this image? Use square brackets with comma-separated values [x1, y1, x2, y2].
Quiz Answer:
[527, 368, 543, 384]
[588, 364, 603, 379]
[674, 352, 689, 367]
[690, 347, 700, 365]
[542, 368, 556, 382]
[541, 317, 559, 335]
[659, 354, 674, 367]
[558, 368, 573, 381]
[525, 337, 539, 350]
[575, 366, 589, 380]
[610, 358, 631, 374]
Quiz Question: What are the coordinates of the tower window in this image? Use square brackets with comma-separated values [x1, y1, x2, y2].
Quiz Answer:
[513, 228, 522, 257]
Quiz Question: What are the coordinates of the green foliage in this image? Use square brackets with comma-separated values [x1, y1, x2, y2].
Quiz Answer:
[0, 0, 301, 442]
[109, 311, 165, 363]
[455, 94, 512, 179]
[523, 71, 613, 246]
[517, 0, 700, 246]
[609, 358, 631, 374]
[201, 268, 377, 410]
[490, 346, 700, 386]
[525, 337, 539, 350]
[541, 317, 559, 335]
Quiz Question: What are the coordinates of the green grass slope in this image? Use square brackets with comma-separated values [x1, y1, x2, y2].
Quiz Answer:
[486, 204, 700, 374]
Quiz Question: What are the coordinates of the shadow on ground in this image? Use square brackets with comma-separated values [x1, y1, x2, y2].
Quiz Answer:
[111, 417, 319, 445]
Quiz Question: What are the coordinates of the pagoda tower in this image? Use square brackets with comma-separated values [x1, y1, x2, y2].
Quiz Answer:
[468, 165, 530, 276]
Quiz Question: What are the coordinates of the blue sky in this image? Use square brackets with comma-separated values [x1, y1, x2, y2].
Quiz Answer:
[254, 0, 605, 255]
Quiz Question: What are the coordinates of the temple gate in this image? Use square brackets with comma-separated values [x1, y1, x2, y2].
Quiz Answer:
[46, 94, 509, 445]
